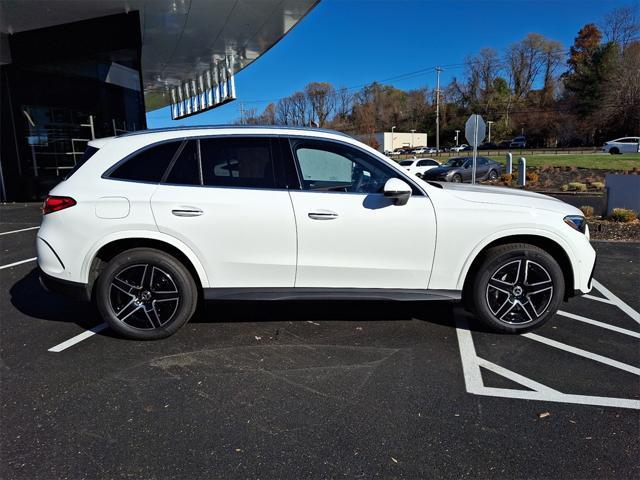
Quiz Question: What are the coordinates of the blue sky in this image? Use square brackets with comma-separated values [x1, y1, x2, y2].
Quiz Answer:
[147, 0, 633, 128]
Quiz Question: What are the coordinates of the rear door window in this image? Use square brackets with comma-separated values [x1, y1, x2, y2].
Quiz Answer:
[164, 140, 201, 185]
[199, 137, 276, 189]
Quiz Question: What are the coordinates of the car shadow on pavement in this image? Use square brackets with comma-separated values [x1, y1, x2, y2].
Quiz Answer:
[10, 269, 488, 335]
[9, 268, 100, 330]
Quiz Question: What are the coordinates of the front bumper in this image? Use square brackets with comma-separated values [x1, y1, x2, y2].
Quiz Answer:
[39, 268, 90, 302]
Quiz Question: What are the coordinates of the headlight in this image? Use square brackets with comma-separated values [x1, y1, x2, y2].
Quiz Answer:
[564, 215, 587, 234]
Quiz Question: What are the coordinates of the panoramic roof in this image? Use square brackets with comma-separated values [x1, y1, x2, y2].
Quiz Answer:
[0, 0, 319, 111]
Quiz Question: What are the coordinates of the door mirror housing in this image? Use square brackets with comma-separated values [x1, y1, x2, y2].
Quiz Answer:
[383, 178, 412, 206]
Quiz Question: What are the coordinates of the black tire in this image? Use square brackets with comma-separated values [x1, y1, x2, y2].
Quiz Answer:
[469, 243, 564, 333]
[96, 248, 198, 340]
[488, 169, 498, 180]
[609, 147, 620, 155]
[451, 173, 462, 183]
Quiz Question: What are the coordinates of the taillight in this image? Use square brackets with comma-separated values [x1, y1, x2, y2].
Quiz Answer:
[43, 195, 76, 215]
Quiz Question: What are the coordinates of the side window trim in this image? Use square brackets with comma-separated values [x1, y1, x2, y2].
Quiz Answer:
[159, 140, 189, 183]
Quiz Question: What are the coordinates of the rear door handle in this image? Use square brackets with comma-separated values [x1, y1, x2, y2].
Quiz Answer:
[171, 208, 203, 217]
[308, 210, 338, 220]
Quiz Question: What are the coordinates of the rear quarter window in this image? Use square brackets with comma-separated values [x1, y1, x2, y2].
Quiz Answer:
[108, 141, 181, 183]
[65, 145, 99, 179]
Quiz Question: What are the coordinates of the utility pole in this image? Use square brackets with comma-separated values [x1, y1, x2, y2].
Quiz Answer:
[410, 129, 416, 147]
[487, 121, 494, 143]
[435, 66, 443, 155]
[239, 101, 245, 125]
[455, 129, 460, 146]
[391, 125, 396, 152]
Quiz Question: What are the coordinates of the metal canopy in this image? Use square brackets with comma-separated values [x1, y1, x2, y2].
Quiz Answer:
[0, 0, 319, 111]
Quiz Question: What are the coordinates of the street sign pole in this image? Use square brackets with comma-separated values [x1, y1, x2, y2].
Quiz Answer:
[465, 114, 486, 185]
[472, 115, 478, 184]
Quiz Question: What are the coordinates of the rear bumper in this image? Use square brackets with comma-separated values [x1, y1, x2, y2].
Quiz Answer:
[39, 268, 90, 302]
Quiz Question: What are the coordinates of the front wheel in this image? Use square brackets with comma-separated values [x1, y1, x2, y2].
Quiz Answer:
[95, 248, 198, 340]
[609, 147, 620, 155]
[469, 243, 564, 333]
[488, 169, 498, 180]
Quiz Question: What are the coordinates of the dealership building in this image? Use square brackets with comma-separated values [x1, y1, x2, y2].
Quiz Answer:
[0, 0, 318, 201]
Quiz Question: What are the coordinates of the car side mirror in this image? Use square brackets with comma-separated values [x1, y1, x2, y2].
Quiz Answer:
[383, 178, 412, 206]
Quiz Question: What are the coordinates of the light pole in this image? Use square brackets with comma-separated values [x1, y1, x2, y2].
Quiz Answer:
[410, 129, 416, 147]
[487, 121, 494, 143]
[391, 125, 396, 152]
[455, 130, 460, 146]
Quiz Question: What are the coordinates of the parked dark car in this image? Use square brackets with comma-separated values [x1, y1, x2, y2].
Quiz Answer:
[421, 156, 502, 183]
[478, 142, 499, 150]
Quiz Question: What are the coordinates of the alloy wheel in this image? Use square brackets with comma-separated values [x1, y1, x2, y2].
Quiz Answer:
[485, 259, 554, 325]
[109, 264, 180, 330]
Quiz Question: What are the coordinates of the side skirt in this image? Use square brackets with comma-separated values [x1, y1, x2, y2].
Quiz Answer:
[203, 287, 461, 302]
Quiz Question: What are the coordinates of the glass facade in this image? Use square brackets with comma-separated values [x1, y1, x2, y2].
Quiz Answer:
[0, 13, 146, 201]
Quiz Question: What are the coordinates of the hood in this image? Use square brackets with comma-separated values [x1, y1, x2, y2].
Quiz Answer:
[435, 182, 581, 215]
[423, 165, 456, 176]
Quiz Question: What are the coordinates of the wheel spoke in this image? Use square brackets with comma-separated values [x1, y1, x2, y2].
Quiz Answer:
[487, 278, 512, 294]
[513, 259, 525, 284]
[144, 305, 161, 328]
[527, 285, 553, 297]
[112, 277, 137, 296]
[153, 291, 180, 302]
[494, 298, 515, 319]
[140, 264, 153, 290]
[115, 299, 142, 322]
[519, 298, 539, 321]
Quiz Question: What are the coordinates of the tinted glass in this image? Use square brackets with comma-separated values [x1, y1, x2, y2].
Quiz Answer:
[477, 157, 488, 165]
[294, 141, 396, 194]
[399, 160, 414, 166]
[200, 137, 275, 188]
[164, 140, 200, 185]
[66, 145, 99, 179]
[110, 142, 180, 182]
[417, 159, 437, 166]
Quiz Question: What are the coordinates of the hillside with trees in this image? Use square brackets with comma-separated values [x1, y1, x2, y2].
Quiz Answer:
[238, 5, 639, 148]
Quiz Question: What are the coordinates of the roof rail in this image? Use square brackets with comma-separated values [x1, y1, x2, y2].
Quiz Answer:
[117, 124, 351, 138]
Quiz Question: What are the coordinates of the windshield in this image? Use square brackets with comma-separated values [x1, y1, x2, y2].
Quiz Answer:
[399, 160, 414, 166]
[445, 158, 466, 168]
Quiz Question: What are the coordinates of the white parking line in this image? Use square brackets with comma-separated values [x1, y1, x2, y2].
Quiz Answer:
[522, 332, 640, 376]
[557, 310, 640, 339]
[592, 279, 640, 324]
[0, 257, 37, 270]
[0, 226, 39, 236]
[582, 294, 613, 305]
[48, 323, 108, 352]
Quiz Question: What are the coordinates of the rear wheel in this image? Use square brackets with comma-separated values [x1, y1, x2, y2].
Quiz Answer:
[451, 173, 462, 183]
[470, 243, 564, 333]
[96, 248, 198, 339]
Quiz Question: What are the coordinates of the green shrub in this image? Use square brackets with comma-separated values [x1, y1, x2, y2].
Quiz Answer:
[561, 184, 569, 192]
[567, 182, 587, 192]
[609, 208, 637, 222]
[579, 205, 595, 217]
[590, 181, 605, 191]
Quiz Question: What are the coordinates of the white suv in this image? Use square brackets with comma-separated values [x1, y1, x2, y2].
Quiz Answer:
[38, 126, 596, 339]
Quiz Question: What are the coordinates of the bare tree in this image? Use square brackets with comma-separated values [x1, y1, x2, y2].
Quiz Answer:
[601, 5, 639, 50]
[305, 82, 336, 127]
[290, 92, 309, 126]
[276, 96, 294, 125]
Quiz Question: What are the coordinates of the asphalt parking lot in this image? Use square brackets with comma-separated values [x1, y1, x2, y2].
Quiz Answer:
[1, 203, 638, 479]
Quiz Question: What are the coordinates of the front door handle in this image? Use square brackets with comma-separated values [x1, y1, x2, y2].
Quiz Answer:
[172, 208, 203, 217]
[308, 210, 338, 220]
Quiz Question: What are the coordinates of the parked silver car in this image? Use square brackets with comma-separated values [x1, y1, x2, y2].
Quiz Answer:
[421, 156, 502, 183]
